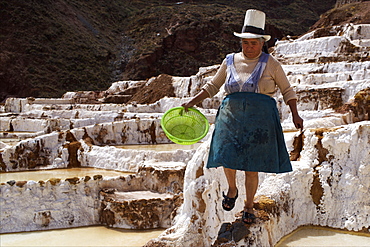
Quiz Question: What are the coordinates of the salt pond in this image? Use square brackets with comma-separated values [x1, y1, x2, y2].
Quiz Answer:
[0, 138, 21, 146]
[1, 225, 368, 247]
[0, 226, 165, 247]
[0, 168, 132, 184]
[276, 226, 370, 246]
[114, 142, 202, 151]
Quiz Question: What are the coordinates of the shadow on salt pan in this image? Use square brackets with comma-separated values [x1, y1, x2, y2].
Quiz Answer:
[276, 226, 370, 246]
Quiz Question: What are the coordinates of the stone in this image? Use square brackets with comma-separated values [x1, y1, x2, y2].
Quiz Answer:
[6, 180, 15, 186]
[231, 222, 250, 243]
[214, 221, 250, 245]
[15, 181, 27, 187]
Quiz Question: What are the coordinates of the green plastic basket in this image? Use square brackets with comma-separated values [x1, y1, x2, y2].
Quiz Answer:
[161, 107, 209, 145]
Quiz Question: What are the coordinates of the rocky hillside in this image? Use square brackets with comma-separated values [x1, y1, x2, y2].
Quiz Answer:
[0, 0, 336, 101]
[311, 1, 370, 30]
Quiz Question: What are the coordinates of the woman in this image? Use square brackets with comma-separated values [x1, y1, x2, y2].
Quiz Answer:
[182, 9, 303, 224]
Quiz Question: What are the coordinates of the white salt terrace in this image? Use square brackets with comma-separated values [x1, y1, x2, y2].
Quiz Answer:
[1, 23, 370, 246]
[110, 191, 173, 202]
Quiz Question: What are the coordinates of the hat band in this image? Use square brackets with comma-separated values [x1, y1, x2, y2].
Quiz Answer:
[241, 25, 265, 35]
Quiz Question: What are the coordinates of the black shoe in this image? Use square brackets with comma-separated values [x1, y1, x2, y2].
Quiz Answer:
[222, 190, 238, 211]
[242, 211, 256, 224]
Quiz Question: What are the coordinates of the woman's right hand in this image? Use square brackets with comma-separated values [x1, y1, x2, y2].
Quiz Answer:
[181, 89, 210, 111]
[181, 101, 194, 111]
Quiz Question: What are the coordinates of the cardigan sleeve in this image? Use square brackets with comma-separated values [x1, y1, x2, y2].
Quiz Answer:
[272, 59, 297, 104]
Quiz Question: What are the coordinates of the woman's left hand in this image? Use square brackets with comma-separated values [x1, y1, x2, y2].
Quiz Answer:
[287, 99, 303, 130]
[292, 114, 304, 130]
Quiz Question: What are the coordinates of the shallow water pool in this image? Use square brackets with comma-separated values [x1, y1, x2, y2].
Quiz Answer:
[0, 138, 21, 146]
[114, 142, 202, 151]
[0, 226, 164, 247]
[0, 168, 133, 183]
[276, 226, 370, 246]
[2, 225, 369, 246]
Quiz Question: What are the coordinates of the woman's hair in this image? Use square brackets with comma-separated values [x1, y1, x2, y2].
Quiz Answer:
[240, 38, 265, 44]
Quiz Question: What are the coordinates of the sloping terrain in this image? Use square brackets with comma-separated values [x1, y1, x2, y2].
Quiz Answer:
[311, 1, 370, 30]
[0, 0, 336, 101]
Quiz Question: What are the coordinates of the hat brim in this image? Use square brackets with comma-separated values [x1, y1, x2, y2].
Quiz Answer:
[234, 32, 271, 41]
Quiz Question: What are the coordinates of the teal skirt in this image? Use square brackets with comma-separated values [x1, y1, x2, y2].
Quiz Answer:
[207, 92, 292, 173]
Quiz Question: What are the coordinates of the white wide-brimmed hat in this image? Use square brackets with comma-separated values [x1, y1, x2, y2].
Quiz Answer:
[234, 9, 271, 41]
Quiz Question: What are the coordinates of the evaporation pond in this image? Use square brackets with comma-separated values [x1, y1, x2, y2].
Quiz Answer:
[0, 226, 164, 246]
[276, 226, 370, 246]
[115, 142, 202, 151]
[0, 138, 21, 146]
[0, 168, 133, 183]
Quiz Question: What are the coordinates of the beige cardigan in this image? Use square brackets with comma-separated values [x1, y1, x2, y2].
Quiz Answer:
[202, 52, 297, 104]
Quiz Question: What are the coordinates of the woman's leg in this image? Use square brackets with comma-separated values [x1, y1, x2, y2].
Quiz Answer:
[222, 167, 238, 211]
[224, 167, 238, 198]
[243, 171, 258, 223]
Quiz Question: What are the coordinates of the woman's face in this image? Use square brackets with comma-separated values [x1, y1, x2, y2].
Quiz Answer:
[241, 38, 264, 58]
